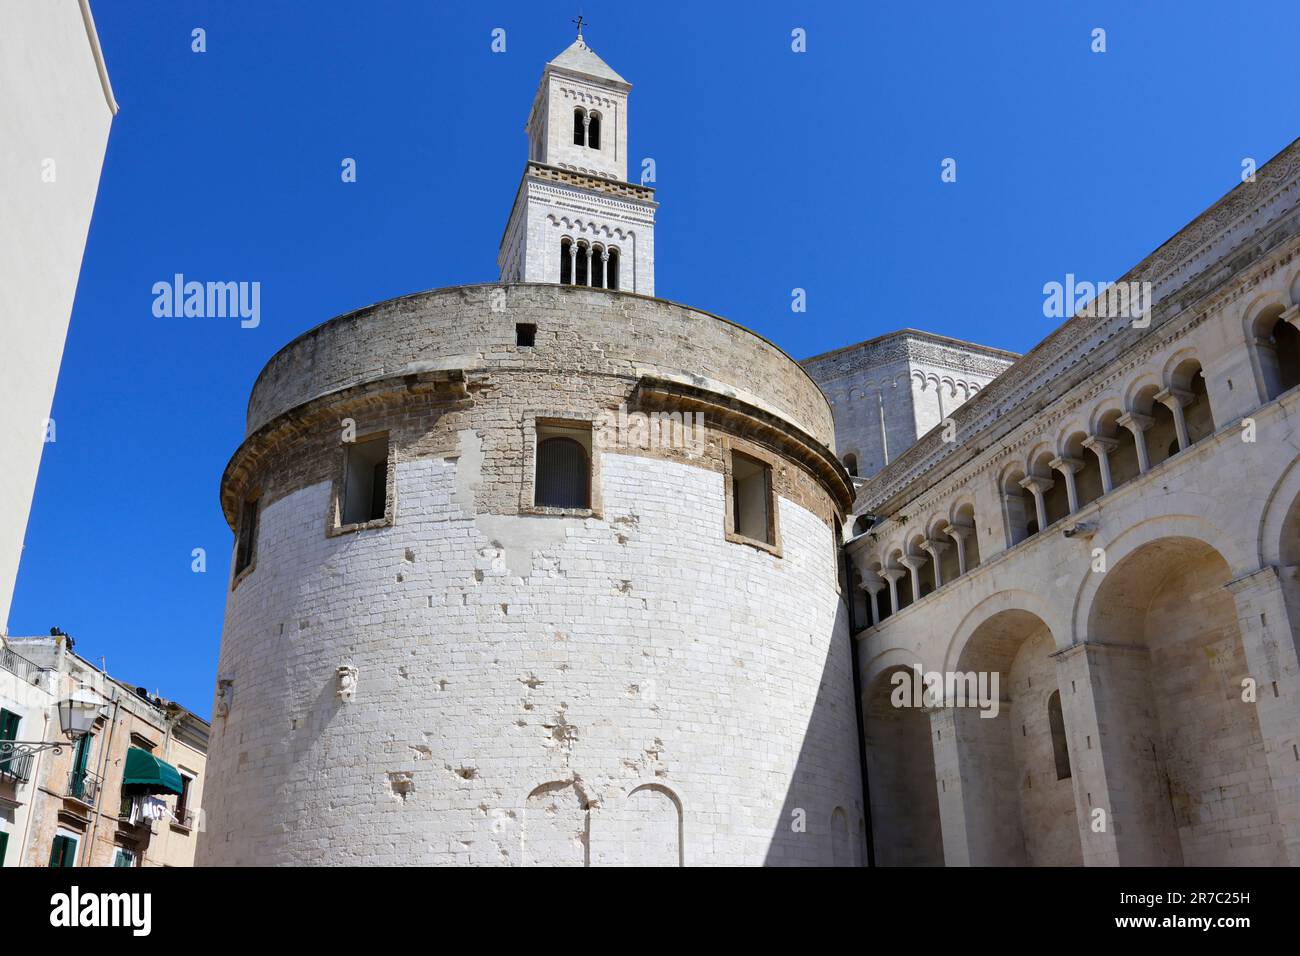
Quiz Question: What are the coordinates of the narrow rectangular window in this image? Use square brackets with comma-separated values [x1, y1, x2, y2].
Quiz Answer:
[234, 497, 258, 575]
[113, 847, 136, 868]
[534, 422, 592, 510]
[176, 772, 194, 826]
[516, 323, 536, 347]
[342, 436, 389, 525]
[0, 831, 8, 866]
[731, 450, 774, 545]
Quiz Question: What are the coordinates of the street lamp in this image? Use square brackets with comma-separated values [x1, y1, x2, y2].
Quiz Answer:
[0, 686, 101, 763]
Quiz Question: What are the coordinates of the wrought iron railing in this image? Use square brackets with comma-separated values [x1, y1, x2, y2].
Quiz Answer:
[0, 644, 41, 684]
[0, 745, 33, 783]
[66, 768, 101, 805]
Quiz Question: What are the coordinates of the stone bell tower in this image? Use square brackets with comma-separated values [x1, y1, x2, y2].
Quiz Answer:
[498, 31, 657, 295]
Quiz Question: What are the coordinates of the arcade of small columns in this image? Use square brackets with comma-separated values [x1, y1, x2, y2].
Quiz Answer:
[559, 236, 621, 290]
[850, 354, 1222, 629]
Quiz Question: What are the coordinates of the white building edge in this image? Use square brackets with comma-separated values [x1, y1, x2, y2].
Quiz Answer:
[0, 0, 116, 634]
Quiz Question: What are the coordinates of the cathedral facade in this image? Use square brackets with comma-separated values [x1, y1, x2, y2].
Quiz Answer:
[844, 141, 1300, 866]
[197, 36, 1300, 866]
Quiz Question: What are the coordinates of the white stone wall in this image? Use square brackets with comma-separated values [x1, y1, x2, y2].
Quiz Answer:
[199, 451, 862, 866]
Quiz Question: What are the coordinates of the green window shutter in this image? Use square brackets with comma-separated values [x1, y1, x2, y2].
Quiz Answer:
[49, 835, 77, 868]
[48, 835, 68, 867]
[0, 709, 19, 742]
[72, 734, 92, 775]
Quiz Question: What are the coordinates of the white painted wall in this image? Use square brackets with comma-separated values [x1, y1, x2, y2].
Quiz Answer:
[0, 0, 115, 631]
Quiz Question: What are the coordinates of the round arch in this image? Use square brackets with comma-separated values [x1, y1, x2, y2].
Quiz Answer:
[1071, 513, 1250, 644]
[862, 645, 932, 692]
[942, 588, 1068, 674]
[1241, 289, 1288, 338]
[1258, 456, 1300, 567]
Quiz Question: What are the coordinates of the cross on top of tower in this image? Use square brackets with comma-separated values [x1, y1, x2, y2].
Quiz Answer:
[571, 15, 586, 41]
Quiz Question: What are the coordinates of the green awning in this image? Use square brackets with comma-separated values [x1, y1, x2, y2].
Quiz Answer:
[121, 747, 183, 796]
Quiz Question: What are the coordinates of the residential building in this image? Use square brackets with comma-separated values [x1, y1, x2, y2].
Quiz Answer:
[0, 633, 208, 867]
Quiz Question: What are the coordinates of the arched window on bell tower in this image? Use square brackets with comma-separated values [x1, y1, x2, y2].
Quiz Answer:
[606, 247, 619, 291]
[573, 108, 586, 146]
[559, 238, 572, 284]
[575, 241, 589, 286]
[588, 111, 601, 150]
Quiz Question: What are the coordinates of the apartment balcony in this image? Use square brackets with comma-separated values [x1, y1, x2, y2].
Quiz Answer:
[65, 768, 101, 808]
[0, 747, 33, 784]
[0, 643, 42, 684]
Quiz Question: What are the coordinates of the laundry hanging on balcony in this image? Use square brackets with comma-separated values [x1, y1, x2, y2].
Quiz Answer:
[124, 793, 170, 826]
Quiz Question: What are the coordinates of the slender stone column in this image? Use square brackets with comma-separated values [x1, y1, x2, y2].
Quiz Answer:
[1255, 335, 1282, 398]
[584, 244, 594, 287]
[940, 523, 970, 575]
[859, 574, 885, 627]
[1117, 411, 1153, 473]
[1018, 474, 1054, 531]
[881, 568, 905, 615]
[567, 242, 578, 284]
[1049, 456, 1084, 513]
[598, 249, 609, 289]
[1155, 387, 1193, 451]
[920, 538, 951, 588]
[1081, 435, 1117, 494]
[899, 554, 927, 602]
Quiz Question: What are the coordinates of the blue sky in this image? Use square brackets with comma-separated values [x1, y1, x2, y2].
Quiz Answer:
[12, 0, 1299, 716]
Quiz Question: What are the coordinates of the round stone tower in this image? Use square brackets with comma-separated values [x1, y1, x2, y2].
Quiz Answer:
[196, 283, 861, 865]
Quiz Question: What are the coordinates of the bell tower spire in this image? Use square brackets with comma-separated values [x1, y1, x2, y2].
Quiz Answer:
[498, 32, 657, 295]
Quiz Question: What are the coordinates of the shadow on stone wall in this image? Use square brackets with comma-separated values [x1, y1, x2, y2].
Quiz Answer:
[763, 598, 866, 866]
